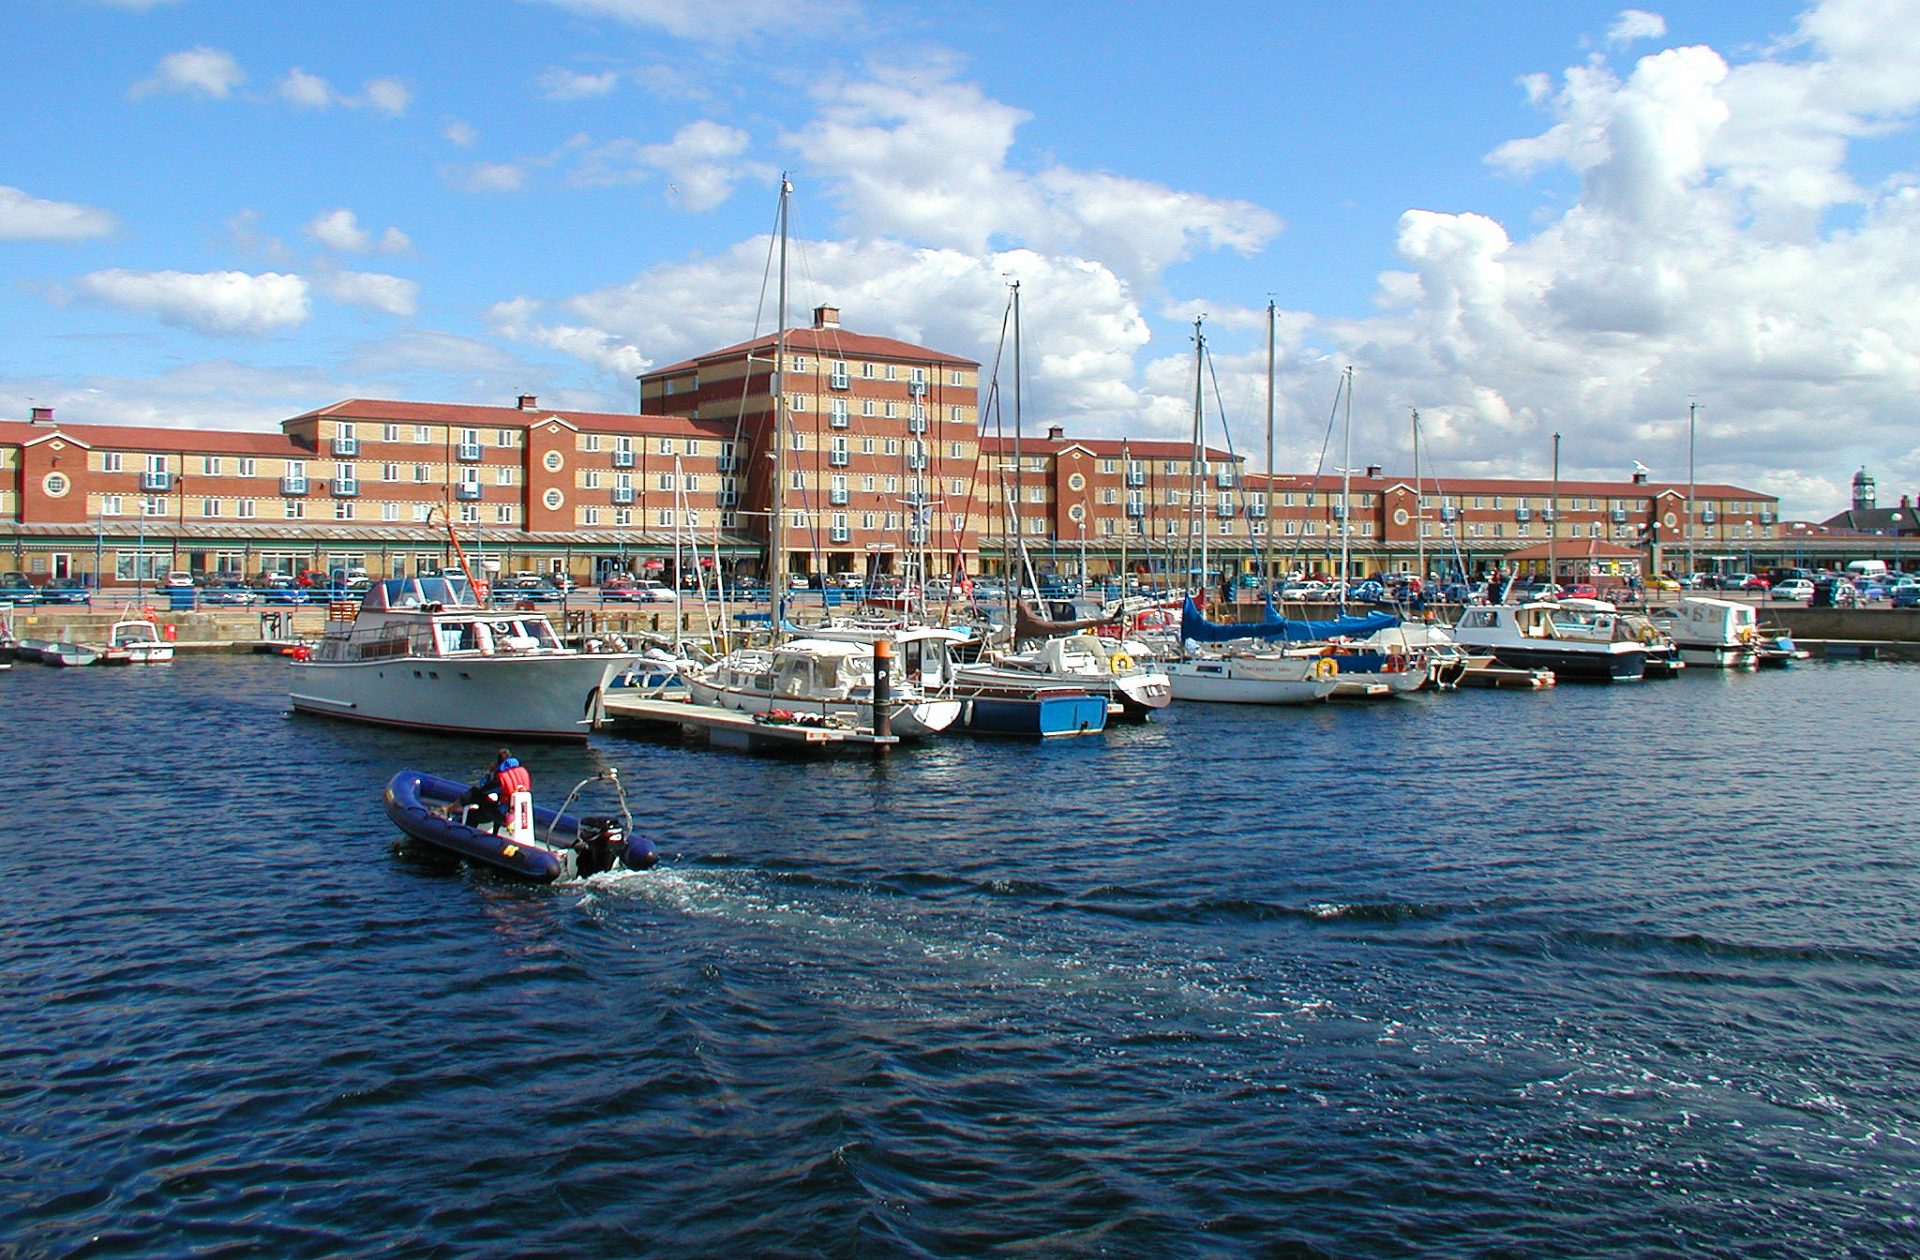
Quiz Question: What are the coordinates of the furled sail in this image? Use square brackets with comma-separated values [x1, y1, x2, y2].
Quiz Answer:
[1179, 596, 1399, 644]
[1014, 600, 1113, 643]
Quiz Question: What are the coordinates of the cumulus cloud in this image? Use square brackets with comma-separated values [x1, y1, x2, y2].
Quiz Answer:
[539, 67, 620, 100]
[130, 46, 244, 100]
[444, 120, 480, 148]
[315, 269, 419, 316]
[75, 269, 310, 335]
[305, 208, 412, 254]
[532, 0, 858, 43]
[488, 296, 649, 378]
[1607, 9, 1667, 46]
[0, 186, 116, 241]
[785, 65, 1281, 288]
[277, 69, 411, 114]
[572, 120, 759, 209]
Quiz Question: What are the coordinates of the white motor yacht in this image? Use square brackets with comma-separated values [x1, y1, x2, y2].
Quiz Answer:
[682, 624, 965, 739]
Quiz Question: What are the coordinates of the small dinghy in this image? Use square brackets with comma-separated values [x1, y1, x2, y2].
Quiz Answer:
[382, 766, 656, 882]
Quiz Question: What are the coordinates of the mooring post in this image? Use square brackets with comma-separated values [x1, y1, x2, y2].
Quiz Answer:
[872, 637, 892, 753]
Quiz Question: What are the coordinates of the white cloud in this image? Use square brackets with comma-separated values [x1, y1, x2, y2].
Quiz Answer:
[785, 65, 1281, 289]
[444, 120, 480, 148]
[130, 46, 244, 100]
[305, 208, 412, 254]
[279, 67, 334, 108]
[1607, 9, 1667, 46]
[538, 67, 620, 100]
[531, 0, 858, 43]
[316, 270, 419, 317]
[443, 161, 529, 193]
[276, 69, 410, 114]
[75, 269, 310, 335]
[572, 120, 759, 210]
[0, 186, 116, 241]
[488, 296, 649, 377]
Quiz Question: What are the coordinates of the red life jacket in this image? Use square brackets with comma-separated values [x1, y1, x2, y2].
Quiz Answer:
[496, 764, 531, 798]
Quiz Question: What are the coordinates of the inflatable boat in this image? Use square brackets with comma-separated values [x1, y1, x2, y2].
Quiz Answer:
[382, 767, 657, 882]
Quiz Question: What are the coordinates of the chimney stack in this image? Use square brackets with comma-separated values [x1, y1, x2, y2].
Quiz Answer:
[516, 394, 537, 411]
[29, 405, 54, 424]
[812, 305, 840, 330]
[1047, 425, 1064, 441]
[1632, 470, 1648, 485]
[1365, 464, 1381, 478]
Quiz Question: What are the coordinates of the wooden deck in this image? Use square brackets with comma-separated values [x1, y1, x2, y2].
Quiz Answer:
[601, 694, 900, 751]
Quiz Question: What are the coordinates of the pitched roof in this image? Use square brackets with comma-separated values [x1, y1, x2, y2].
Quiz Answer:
[977, 435, 1242, 462]
[646, 327, 977, 376]
[286, 398, 740, 438]
[1502, 539, 1643, 560]
[0, 420, 303, 455]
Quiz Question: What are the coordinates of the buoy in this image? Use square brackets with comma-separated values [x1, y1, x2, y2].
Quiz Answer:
[1109, 651, 1135, 673]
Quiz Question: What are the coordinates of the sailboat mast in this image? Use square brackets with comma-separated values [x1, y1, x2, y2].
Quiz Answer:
[1686, 400, 1697, 581]
[771, 176, 792, 628]
[1263, 299, 1275, 593]
[1412, 409, 1425, 582]
[1550, 432, 1561, 588]
[1339, 365, 1353, 596]
[1190, 317, 1207, 600]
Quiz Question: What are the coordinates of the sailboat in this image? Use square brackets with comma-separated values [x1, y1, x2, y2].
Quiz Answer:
[678, 177, 964, 739]
[1159, 318, 1341, 704]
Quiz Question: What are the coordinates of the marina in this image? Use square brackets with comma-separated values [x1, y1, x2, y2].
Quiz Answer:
[3, 653, 1916, 1255]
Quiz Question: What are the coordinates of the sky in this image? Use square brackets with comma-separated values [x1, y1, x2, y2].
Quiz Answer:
[3, 0, 1918, 518]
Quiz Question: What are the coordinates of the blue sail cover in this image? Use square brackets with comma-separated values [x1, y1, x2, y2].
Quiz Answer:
[1179, 596, 1400, 644]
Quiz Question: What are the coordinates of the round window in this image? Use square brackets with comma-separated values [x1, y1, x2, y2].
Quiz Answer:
[42, 472, 71, 498]
[1067, 472, 1086, 492]
[543, 450, 564, 473]
[543, 488, 564, 510]
[1392, 508, 1408, 526]
[1068, 503, 1086, 523]
[1662, 511, 1677, 527]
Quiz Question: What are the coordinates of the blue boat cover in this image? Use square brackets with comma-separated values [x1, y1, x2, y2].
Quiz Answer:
[1179, 596, 1400, 644]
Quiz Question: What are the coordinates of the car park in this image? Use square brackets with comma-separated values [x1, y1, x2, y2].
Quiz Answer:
[628, 578, 678, 603]
[1, 571, 40, 603]
[1772, 578, 1814, 602]
[37, 579, 91, 605]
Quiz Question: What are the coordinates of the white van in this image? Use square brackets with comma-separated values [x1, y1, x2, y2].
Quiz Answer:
[1845, 559, 1889, 578]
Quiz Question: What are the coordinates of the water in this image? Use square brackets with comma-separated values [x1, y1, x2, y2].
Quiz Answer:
[3, 658, 1917, 1257]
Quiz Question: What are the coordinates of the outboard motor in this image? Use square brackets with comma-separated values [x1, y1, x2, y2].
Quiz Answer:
[573, 816, 624, 877]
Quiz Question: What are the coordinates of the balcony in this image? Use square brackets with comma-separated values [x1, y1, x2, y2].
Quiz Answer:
[829, 527, 851, 543]
[280, 477, 308, 495]
[1332, 504, 1348, 520]
[1215, 471, 1234, 489]
[1540, 508, 1556, 521]
[140, 470, 173, 492]
[908, 378, 926, 397]
[829, 451, 850, 467]
[829, 409, 849, 429]
[1701, 509, 1718, 524]
[455, 483, 482, 501]
[332, 478, 359, 497]
[611, 487, 634, 505]
[829, 489, 850, 506]
[330, 436, 359, 456]
[1611, 509, 1629, 523]
[1760, 510, 1776, 525]
[717, 455, 740, 473]
[1249, 501, 1267, 518]
[1125, 470, 1145, 487]
[1515, 507, 1532, 522]
[1126, 502, 1146, 518]
[456, 443, 483, 462]
[829, 370, 849, 390]
[1440, 505, 1456, 521]
[611, 449, 635, 468]
[1216, 502, 1235, 518]
[907, 415, 927, 433]
[718, 491, 738, 507]
[906, 454, 926, 470]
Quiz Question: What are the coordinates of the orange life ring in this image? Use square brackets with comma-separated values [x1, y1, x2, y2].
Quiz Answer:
[1383, 652, 1407, 673]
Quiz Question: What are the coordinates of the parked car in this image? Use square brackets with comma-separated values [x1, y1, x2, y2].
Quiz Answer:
[38, 579, 91, 605]
[628, 578, 678, 604]
[1644, 575, 1681, 591]
[161, 571, 195, 589]
[1561, 582, 1600, 601]
[1811, 577, 1858, 608]
[1772, 578, 1815, 602]
[600, 576, 640, 601]
[1518, 581, 1562, 603]
[1893, 582, 1920, 609]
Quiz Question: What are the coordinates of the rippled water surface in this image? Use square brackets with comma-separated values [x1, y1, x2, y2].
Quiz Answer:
[4, 657, 1918, 1257]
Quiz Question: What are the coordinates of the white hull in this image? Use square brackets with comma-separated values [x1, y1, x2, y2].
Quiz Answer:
[289, 652, 632, 740]
[1675, 643, 1760, 669]
[1164, 655, 1338, 705]
[682, 672, 961, 739]
[118, 644, 175, 664]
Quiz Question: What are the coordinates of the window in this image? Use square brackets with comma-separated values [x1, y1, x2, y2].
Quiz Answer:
[202, 455, 221, 476]
[789, 430, 806, 450]
[862, 399, 877, 417]
[413, 504, 433, 523]
[236, 499, 254, 519]
[657, 472, 674, 491]
[285, 500, 305, 520]
[141, 496, 165, 516]
[586, 434, 603, 452]
[861, 437, 876, 454]
[862, 361, 876, 378]
[658, 437, 674, 455]
[383, 423, 399, 442]
[884, 438, 899, 455]
[791, 394, 809, 411]
[381, 502, 399, 522]
[657, 509, 674, 527]
[201, 499, 220, 517]
[334, 500, 354, 521]
[382, 463, 399, 482]
[415, 425, 431, 443]
[239, 457, 256, 477]
[585, 470, 602, 489]
[460, 504, 478, 524]
[885, 363, 898, 380]
[495, 467, 513, 486]
[496, 429, 514, 447]
[495, 505, 514, 524]
[414, 465, 430, 482]
[103, 452, 124, 473]
[685, 438, 698, 456]
[614, 508, 632, 527]
[682, 473, 699, 491]
[950, 405, 964, 422]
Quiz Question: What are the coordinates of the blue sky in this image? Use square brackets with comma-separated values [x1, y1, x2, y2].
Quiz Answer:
[4, 0, 1918, 517]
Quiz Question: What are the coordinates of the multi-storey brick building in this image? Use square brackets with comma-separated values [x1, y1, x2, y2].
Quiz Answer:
[0, 309, 1809, 588]
[639, 306, 981, 583]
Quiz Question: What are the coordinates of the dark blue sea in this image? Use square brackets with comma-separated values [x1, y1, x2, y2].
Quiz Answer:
[3, 656, 1917, 1257]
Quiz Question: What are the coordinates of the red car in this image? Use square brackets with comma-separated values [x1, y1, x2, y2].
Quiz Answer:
[1561, 582, 1599, 600]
